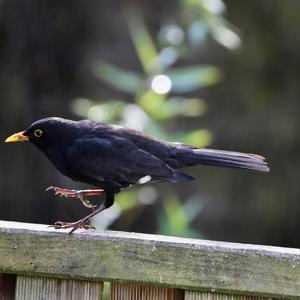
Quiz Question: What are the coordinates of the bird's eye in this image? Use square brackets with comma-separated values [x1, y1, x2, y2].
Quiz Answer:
[34, 129, 43, 138]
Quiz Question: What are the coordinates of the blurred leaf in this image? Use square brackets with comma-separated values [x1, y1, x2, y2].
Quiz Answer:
[158, 47, 179, 68]
[166, 97, 207, 117]
[71, 98, 126, 123]
[116, 190, 138, 211]
[183, 129, 213, 147]
[170, 129, 213, 148]
[95, 62, 144, 94]
[159, 197, 188, 236]
[158, 24, 185, 46]
[166, 65, 222, 93]
[121, 104, 151, 131]
[71, 98, 94, 117]
[87, 101, 126, 123]
[187, 20, 208, 46]
[183, 196, 204, 221]
[202, 0, 225, 15]
[158, 197, 203, 238]
[137, 186, 158, 205]
[143, 119, 168, 139]
[182, 0, 204, 7]
[138, 90, 166, 115]
[212, 21, 241, 49]
[127, 12, 160, 74]
[147, 97, 207, 121]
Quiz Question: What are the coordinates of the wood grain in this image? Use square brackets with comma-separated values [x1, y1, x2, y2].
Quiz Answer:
[15, 275, 103, 300]
[0, 221, 299, 298]
[185, 290, 274, 300]
[111, 282, 184, 300]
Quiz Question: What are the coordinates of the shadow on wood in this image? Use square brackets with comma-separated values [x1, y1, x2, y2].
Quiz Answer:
[0, 274, 16, 300]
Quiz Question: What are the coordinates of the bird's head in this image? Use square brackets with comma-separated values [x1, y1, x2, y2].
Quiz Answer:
[5, 117, 79, 151]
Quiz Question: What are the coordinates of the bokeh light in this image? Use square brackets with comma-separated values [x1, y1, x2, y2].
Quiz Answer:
[151, 74, 172, 94]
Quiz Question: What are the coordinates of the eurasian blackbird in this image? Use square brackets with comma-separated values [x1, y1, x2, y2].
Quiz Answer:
[5, 117, 269, 233]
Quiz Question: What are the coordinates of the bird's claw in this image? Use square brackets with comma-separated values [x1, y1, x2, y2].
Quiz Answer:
[46, 186, 97, 209]
[46, 186, 80, 198]
[80, 198, 96, 209]
[49, 221, 96, 233]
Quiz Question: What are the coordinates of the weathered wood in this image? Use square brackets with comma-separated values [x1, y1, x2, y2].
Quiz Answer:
[111, 282, 184, 299]
[15, 275, 103, 300]
[184, 290, 274, 300]
[0, 221, 300, 298]
[0, 273, 16, 300]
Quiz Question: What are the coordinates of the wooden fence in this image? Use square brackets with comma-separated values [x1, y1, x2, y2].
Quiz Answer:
[0, 220, 299, 299]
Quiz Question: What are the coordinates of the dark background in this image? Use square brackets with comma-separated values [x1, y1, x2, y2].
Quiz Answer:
[1, 1, 299, 247]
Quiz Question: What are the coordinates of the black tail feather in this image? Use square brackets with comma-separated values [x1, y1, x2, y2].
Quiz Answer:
[175, 148, 270, 173]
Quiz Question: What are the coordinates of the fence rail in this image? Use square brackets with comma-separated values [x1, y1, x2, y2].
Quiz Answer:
[0, 220, 299, 299]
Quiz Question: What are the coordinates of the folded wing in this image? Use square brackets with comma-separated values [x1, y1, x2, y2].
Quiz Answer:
[67, 136, 193, 191]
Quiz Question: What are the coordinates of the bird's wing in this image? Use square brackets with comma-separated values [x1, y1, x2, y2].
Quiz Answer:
[67, 136, 187, 188]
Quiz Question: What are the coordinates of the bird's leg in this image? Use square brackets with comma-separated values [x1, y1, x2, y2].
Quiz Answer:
[46, 186, 105, 209]
[52, 193, 115, 234]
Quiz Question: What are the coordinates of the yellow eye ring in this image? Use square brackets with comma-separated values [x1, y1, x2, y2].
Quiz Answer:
[34, 129, 43, 138]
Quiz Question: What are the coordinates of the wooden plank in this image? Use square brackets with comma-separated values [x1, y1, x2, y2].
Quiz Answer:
[0, 273, 16, 300]
[15, 275, 103, 300]
[0, 221, 299, 298]
[111, 282, 184, 299]
[184, 290, 274, 300]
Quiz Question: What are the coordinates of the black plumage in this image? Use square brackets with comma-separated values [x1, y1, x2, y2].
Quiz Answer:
[5, 117, 269, 232]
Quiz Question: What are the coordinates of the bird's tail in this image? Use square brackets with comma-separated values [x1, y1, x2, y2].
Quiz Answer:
[173, 147, 270, 172]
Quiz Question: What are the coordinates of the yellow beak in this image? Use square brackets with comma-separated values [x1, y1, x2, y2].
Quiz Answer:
[5, 131, 29, 143]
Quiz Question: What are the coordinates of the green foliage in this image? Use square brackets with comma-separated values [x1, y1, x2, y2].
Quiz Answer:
[165, 66, 222, 93]
[116, 190, 138, 211]
[158, 196, 204, 238]
[72, 0, 239, 238]
[127, 12, 160, 73]
[94, 63, 144, 94]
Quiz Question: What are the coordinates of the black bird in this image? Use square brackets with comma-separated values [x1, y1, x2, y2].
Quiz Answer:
[5, 117, 269, 233]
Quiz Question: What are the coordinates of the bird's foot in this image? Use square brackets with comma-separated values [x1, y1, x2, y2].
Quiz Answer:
[46, 186, 105, 209]
[49, 220, 95, 234]
[80, 198, 96, 209]
[46, 186, 81, 198]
